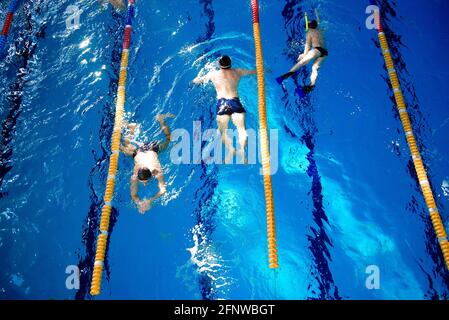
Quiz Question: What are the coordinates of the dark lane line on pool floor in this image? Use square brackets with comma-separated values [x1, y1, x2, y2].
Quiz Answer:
[0, 1, 45, 299]
[280, 0, 341, 300]
[190, 0, 221, 300]
[0, 2, 40, 197]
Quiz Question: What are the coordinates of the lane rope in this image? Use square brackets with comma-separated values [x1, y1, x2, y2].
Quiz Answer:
[250, 0, 279, 269]
[0, 0, 21, 56]
[90, 0, 136, 296]
[372, 6, 449, 270]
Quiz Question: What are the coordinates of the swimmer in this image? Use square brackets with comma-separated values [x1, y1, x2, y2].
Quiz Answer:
[193, 55, 256, 164]
[120, 113, 175, 214]
[276, 20, 327, 93]
[103, 0, 126, 9]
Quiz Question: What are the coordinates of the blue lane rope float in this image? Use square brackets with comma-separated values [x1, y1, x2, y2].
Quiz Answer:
[90, 0, 136, 296]
[0, 0, 21, 56]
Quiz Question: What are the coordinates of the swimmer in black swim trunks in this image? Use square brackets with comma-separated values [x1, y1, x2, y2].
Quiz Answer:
[277, 20, 327, 92]
[120, 113, 175, 214]
[99, 0, 125, 9]
[193, 55, 256, 164]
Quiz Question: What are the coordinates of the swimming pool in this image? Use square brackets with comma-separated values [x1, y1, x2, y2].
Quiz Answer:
[1, 0, 449, 300]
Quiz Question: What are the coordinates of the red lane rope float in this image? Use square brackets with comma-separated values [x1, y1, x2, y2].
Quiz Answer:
[0, 0, 21, 55]
[250, 0, 278, 269]
[372, 8, 449, 270]
[1, 13, 14, 35]
[90, 0, 136, 296]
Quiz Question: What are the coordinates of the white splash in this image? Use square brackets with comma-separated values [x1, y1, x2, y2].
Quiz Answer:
[79, 38, 90, 49]
[185, 224, 232, 296]
[442, 180, 449, 197]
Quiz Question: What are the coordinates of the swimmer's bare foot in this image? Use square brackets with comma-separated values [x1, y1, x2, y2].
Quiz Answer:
[224, 148, 236, 164]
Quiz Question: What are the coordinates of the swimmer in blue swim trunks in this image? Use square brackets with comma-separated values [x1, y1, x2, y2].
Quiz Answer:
[277, 20, 327, 93]
[193, 55, 256, 164]
[120, 113, 175, 214]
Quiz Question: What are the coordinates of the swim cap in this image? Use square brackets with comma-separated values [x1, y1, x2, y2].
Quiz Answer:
[219, 55, 232, 69]
[138, 168, 152, 181]
[309, 20, 318, 29]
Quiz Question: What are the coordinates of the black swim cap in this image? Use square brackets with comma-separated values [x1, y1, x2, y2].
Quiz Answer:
[138, 168, 152, 181]
[219, 55, 232, 69]
[309, 20, 318, 29]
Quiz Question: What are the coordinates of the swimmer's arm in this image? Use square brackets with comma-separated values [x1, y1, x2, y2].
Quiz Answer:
[193, 72, 211, 84]
[156, 115, 173, 152]
[149, 173, 167, 202]
[158, 137, 170, 152]
[132, 175, 151, 214]
[130, 175, 141, 204]
[237, 69, 257, 76]
[136, 174, 166, 213]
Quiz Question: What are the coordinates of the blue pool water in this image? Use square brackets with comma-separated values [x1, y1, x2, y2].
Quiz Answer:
[1, 0, 449, 300]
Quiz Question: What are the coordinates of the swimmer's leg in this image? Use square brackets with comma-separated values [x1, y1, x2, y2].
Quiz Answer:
[217, 114, 235, 164]
[290, 49, 320, 73]
[231, 112, 248, 164]
[277, 49, 320, 83]
[310, 56, 324, 87]
[156, 113, 175, 152]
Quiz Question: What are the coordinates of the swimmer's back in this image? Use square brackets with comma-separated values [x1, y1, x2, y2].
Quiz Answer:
[308, 28, 325, 49]
[210, 69, 242, 99]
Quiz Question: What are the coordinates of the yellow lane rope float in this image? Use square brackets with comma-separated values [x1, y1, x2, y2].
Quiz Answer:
[250, 0, 278, 269]
[305, 9, 319, 32]
[90, 0, 136, 296]
[373, 10, 449, 270]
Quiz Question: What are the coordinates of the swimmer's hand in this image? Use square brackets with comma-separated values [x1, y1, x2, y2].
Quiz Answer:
[137, 199, 153, 214]
[193, 73, 210, 85]
[192, 76, 202, 85]
[124, 121, 138, 134]
[297, 54, 304, 62]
